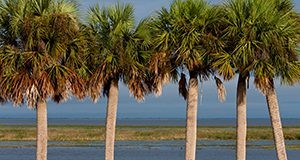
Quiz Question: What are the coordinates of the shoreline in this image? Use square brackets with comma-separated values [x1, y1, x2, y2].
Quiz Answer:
[1, 118, 300, 126]
[0, 125, 299, 141]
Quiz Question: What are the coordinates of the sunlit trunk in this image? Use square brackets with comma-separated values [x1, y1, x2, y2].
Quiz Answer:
[36, 100, 47, 160]
[105, 79, 119, 160]
[185, 71, 198, 160]
[236, 74, 247, 160]
[265, 79, 288, 160]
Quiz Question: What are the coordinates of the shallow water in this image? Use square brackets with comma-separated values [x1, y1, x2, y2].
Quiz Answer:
[0, 141, 299, 160]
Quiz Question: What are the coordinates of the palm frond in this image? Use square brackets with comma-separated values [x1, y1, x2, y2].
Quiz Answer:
[214, 76, 226, 102]
[224, 0, 300, 88]
[87, 3, 152, 101]
[0, 0, 86, 108]
[88, 68, 104, 102]
[178, 73, 187, 100]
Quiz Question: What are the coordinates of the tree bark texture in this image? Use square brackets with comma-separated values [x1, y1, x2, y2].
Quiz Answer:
[105, 79, 119, 160]
[266, 79, 288, 160]
[36, 101, 48, 160]
[185, 72, 198, 160]
[236, 74, 247, 160]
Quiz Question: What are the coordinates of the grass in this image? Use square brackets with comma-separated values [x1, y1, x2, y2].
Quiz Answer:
[0, 125, 300, 141]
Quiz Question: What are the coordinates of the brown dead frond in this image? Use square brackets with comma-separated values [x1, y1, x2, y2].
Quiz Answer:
[88, 68, 104, 103]
[149, 52, 166, 74]
[148, 52, 172, 97]
[254, 77, 273, 95]
[25, 84, 39, 108]
[148, 76, 163, 97]
[37, 71, 54, 102]
[52, 80, 71, 103]
[178, 73, 187, 100]
[214, 76, 226, 103]
[69, 72, 86, 100]
[148, 73, 170, 97]
[155, 80, 163, 97]
[127, 73, 149, 102]
[3, 71, 37, 108]
[47, 65, 84, 103]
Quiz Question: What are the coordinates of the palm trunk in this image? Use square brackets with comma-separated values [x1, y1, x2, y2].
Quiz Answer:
[36, 100, 47, 160]
[185, 71, 198, 160]
[105, 79, 119, 160]
[236, 74, 247, 160]
[265, 79, 287, 160]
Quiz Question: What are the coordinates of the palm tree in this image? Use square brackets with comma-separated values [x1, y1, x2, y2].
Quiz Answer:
[148, 1, 224, 160]
[253, 1, 300, 159]
[0, 0, 86, 160]
[214, 0, 300, 159]
[86, 3, 151, 160]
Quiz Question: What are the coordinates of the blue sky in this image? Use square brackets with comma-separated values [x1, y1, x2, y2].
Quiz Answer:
[0, 0, 299, 119]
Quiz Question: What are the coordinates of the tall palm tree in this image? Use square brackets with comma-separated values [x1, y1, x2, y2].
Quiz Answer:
[253, 1, 300, 159]
[87, 3, 151, 160]
[0, 0, 86, 160]
[214, 0, 300, 159]
[148, 1, 225, 160]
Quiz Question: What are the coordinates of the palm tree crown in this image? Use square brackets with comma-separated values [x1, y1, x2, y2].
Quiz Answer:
[149, 0, 224, 98]
[87, 3, 151, 101]
[0, 0, 86, 108]
[216, 0, 300, 86]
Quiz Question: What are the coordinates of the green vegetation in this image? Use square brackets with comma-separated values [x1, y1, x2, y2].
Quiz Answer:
[0, 125, 300, 141]
[0, 0, 299, 159]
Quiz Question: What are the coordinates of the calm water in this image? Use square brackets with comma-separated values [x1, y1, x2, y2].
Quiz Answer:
[0, 141, 299, 160]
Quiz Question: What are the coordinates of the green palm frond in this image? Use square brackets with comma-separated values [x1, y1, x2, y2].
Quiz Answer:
[29, 0, 51, 16]
[148, 0, 225, 98]
[87, 3, 151, 101]
[0, 0, 27, 42]
[277, 61, 300, 85]
[107, 2, 134, 33]
[212, 51, 235, 80]
[53, 0, 78, 14]
[223, 0, 300, 92]
[0, 0, 87, 108]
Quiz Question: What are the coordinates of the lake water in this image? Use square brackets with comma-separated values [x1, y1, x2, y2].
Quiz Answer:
[0, 141, 299, 160]
[1, 118, 299, 160]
